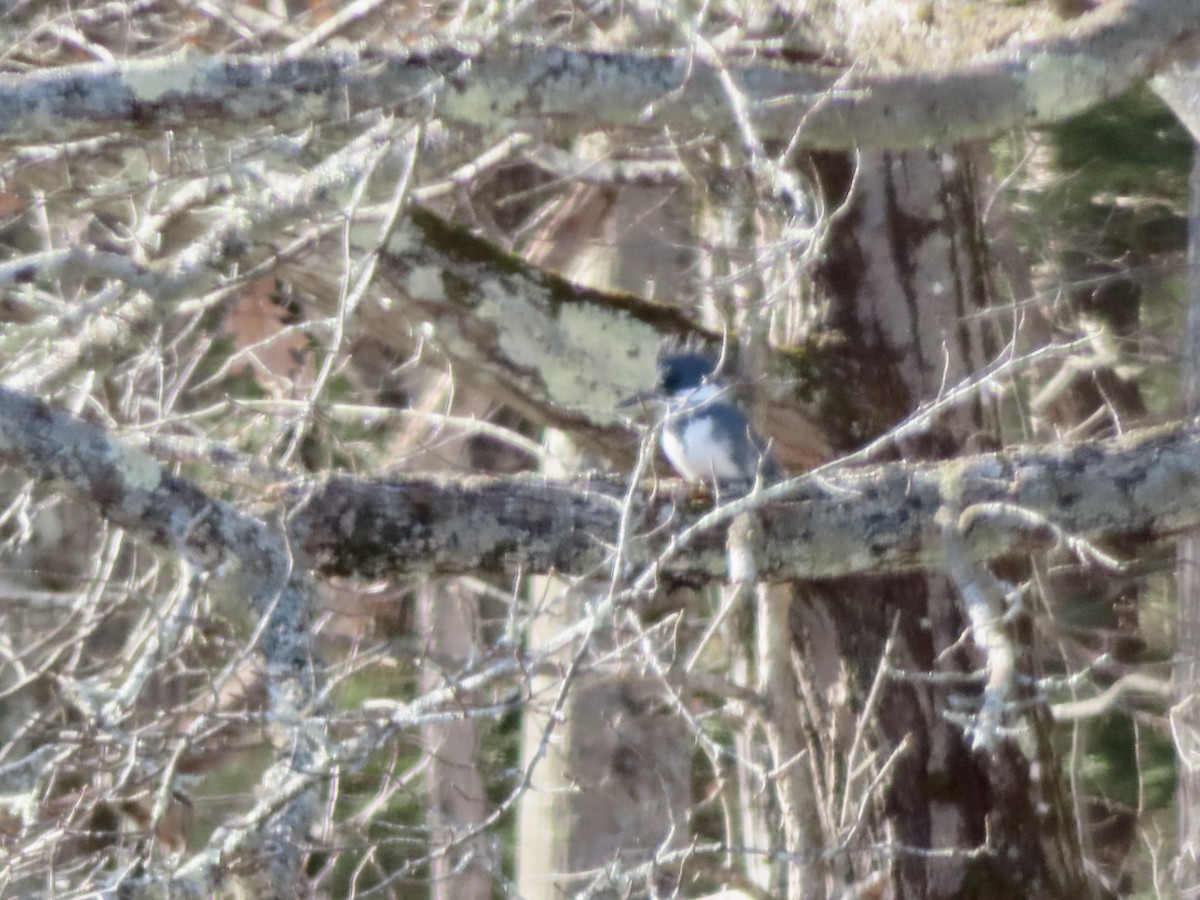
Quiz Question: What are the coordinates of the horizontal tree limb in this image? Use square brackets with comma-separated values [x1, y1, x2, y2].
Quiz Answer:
[1, 0, 1196, 149]
[4, 384, 1198, 586]
[294, 421, 1200, 583]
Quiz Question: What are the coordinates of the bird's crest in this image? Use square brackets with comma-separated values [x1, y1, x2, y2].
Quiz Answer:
[656, 338, 725, 392]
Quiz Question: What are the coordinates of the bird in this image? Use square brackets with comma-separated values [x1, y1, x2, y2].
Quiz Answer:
[619, 350, 779, 484]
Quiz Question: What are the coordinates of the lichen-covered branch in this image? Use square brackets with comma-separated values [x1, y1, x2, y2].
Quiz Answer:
[364, 207, 695, 450]
[0, 195, 834, 469]
[7, 384, 1198, 590]
[1, 0, 1197, 149]
[0, 385, 322, 899]
[357, 208, 838, 470]
[295, 420, 1200, 583]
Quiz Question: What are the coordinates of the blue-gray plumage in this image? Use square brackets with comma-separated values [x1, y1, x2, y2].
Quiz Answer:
[621, 352, 778, 483]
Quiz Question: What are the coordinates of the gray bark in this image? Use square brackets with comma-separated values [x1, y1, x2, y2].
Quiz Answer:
[0, 391, 321, 896]
[515, 182, 694, 899]
[293, 419, 1200, 584]
[802, 145, 1086, 897]
[412, 389, 492, 900]
[5, 383, 1198, 589]
[420, 579, 492, 900]
[0, 0, 1194, 149]
[1172, 99, 1200, 896]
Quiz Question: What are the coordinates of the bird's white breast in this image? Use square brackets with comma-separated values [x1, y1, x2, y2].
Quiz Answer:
[660, 384, 744, 481]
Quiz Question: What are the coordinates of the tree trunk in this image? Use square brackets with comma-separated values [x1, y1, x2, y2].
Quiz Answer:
[695, 161, 828, 898]
[516, 181, 694, 896]
[414, 384, 492, 900]
[803, 146, 1090, 898]
[419, 579, 491, 900]
[1173, 143, 1200, 893]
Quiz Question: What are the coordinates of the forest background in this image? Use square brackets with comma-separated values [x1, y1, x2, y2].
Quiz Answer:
[3, 1, 1200, 898]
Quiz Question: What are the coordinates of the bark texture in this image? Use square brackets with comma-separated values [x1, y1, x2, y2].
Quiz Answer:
[1173, 108, 1200, 895]
[5, 383, 1198, 589]
[294, 421, 1200, 583]
[1, 0, 1197, 149]
[801, 146, 1087, 898]
[514, 183, 694, 899]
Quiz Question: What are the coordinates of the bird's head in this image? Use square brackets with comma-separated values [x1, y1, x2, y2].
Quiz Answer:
[655, 351, 719, 396]
[619, 350, 722, 409]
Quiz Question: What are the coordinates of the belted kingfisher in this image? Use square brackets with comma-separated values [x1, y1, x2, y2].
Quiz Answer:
[620, 350, 779, 484]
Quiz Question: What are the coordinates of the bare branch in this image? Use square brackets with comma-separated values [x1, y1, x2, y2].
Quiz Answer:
[1051, 672, 1171, 722]
[0, 385, 323, 898]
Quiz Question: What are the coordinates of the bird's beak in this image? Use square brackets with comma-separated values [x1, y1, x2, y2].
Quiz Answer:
[617, 390, 656, 409]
